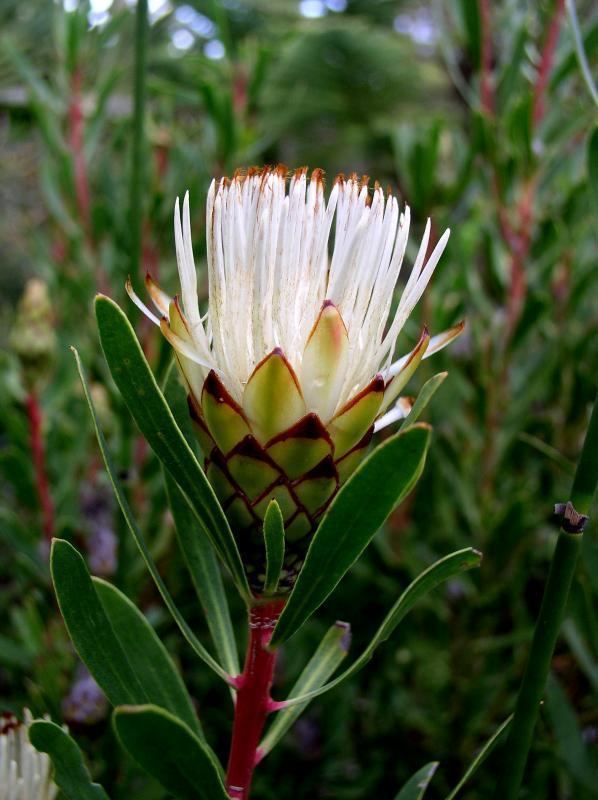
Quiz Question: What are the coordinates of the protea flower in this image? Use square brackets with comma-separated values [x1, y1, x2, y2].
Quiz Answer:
[0, 711, 57, 800]
[127, 167, 463, 594]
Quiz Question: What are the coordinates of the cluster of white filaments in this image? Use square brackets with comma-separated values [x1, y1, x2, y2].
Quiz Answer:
[129, 167, 451, 416]
[0, 711, 57, 800]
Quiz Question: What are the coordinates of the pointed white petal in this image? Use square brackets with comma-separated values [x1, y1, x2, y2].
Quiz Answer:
[125, 278, 160, 326]
[373, 397, 413, 433]
[423, 320, 465, 358]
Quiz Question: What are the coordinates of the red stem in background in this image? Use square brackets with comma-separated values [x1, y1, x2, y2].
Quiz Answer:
[479, 0, 494, 116]
[477, 0, 566, 338]
[477, 0, 566, 495]
[68, 68, 91, 234]
[532, 0, 567, 128]
[226, 600, 285, 800]
[26, 391, 54, 543]
[67, 66, 110, 293]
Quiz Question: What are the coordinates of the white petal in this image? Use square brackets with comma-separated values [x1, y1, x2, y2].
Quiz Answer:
[125, 278, 160, 326]
[373, 397, 412, 432]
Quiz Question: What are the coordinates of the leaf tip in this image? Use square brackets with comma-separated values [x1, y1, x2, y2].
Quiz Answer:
[334, 620, 352, 652]
[411, 421, 433, 432]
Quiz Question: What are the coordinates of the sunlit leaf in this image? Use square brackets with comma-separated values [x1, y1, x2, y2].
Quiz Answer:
[277, 548, 481, 707]
[72, 346, 233, 684]
[165, 472, 240, 679]
[93, 577, 200, 736]
[94, 295, 250, 601]
[259, 621, 351, 760]
[271, 425, 432, 647]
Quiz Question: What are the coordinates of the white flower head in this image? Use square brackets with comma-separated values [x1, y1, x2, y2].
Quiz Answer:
[0, 711, 57, 800]
[128, 166, 462, 428]
[128, 166, 464, 593]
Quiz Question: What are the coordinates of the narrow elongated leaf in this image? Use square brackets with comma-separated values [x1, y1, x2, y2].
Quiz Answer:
[562, 618, 598, 693]
[51, 539, 145, 706]
[258, 621, 351, 760]
[271, 425, 432, 647]
[277, 548, 481, 708]
[29, 721, 109, 800]
[444, 715, 512, 800]
[52, 540, 203, 736]
[589, 121, 598, 213]
[263, 500, 285, 595]
[72, 347, 232, 684]
[94, 296, 250, 601]
[546, 673, 596, 792]
[93, 577, 200, 736]
[400, 372, 447, 430]
[165, 472, 239, 678]
[395, 762, 439, 800]
[113, 705, 229, 800]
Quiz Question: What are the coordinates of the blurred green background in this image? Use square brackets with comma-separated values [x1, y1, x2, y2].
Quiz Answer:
[0, 0, 596, 797]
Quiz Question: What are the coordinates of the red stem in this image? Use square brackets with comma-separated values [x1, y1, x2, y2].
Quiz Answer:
[479, 0, 494, 116]
[226, 600, 285, 800]
[532, 0, 566, 129]
[68, 68, 91, 234]
[67, 67, 110, 293]
[26, 391, 54, 543]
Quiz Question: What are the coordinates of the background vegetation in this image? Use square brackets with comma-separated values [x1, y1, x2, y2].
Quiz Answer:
[0, 0, 596, 797]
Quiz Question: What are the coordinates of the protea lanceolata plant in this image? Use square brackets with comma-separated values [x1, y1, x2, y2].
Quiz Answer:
[127, 166, 463, 596]
[54, 163, 479, 800]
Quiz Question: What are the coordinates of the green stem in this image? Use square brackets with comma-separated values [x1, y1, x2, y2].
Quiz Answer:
[494, 395, 597, 800]
[129, 0, 148, 279]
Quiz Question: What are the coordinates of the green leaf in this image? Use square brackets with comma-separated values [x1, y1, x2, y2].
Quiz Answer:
[444, 715, 512, 800]
[395, 762, 439, 800]
[0, 634, 31, 669]
[546, 673, 596, 793]
[567, 3, 598, 108]
[165, 472, 240, 679]
[72, 346, 232, 684]
[2, 37, 62, 111]
[263, 500, 285, 595]
[28, 720, 110, 800]
[93, 577, 201, 736]
[588, 126, 598, 220]
[400, 372, 448, 430]
[113, 705, 229, 800]
[94, 296, 250, 601]
[271, 425, 432, 647]
[496, 24, 527, 109]
[259, 621, 351, 760]
[562, 618, 598, 693]
[277, 548, 482, 708]
[457, 0, 481, 67]
[51, 539, 146, 707]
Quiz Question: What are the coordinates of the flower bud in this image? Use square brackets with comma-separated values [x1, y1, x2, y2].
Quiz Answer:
[10, 279, 57, 391]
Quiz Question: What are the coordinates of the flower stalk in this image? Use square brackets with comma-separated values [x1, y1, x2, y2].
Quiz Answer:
[494, 395, 598, 800]
[226, 600, 285, 799]
[26, 391, 55, 543]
